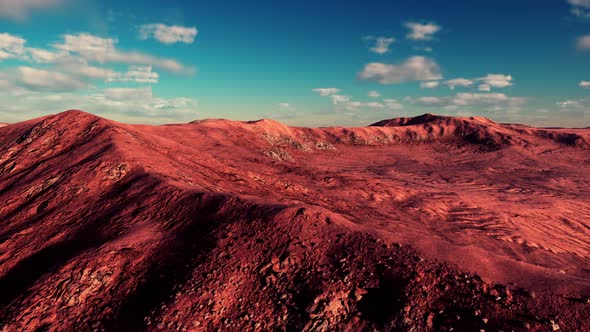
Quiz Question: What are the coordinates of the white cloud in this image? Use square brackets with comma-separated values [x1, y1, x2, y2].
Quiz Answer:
[88, 87, 197, 118]
[139, 24, 198, 45]
[404, 22, 441, 41]
[55, 59, 117, 80]
[0, 86, 199, 123]
[438, 74, 512, 91]
[50, 59, 158, 84]
[342, 99, 405, 112]
[416, 96, 443, 105]
[580, 80, 590, 89]
[478, 84, 491, 91]
[412, 93, 526, 111]
[278, 103, 295, 111]
[452, 92, 521, 106]
[569, 0, 590, 17]
[577, 35, 590, 49]
[103, 87, 153, 101]
[0, 58, 159, 93]
[478, 74, 513, 88]
[365, 102, 385, 109]
[444, 78, 474, 90]
[0, 33, 26, 60]
[344, 101, 380, 111]
[420, 81, 440, 88]
[569, 0, 590, 8]
[0, 0, 62, 20]
[358, 56, 442, 84]
[366, 36, 395, 54]
[111, 65, 158, 84]
[0, 33, 65, 63]
[383, 99, 404, 110]
[312, 88, 341, 96]
[16, 66, 88, 91]
[443, 105, 459, 111]
[330, 94, 351, 104]
[28, 48, 62, 63]
[0, 32, 196, 122]
[313, 87, 404, 112]
[368, 90, 381, 98]
[557, 99, 585, 108]
[53, 33, 189, 72]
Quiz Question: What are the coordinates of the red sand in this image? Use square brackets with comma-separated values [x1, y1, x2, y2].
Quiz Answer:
[0, 110, 589, 331]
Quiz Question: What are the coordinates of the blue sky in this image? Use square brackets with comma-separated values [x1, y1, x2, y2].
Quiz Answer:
[1, 0, 590, 127]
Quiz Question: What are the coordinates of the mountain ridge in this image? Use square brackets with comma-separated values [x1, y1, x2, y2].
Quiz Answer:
[1, 109, 589, 330]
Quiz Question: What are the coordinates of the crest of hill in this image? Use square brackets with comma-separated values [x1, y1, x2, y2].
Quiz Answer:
[370, 113, 496, 127]
[370, 113, 519, 150]
[6, 110, 589, 154]
[371, 113, 589, 150]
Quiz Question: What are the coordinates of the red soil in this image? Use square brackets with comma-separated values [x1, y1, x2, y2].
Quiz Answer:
[0, 110, 589, 331]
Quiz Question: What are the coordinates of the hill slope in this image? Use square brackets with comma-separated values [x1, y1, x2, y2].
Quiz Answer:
[0, 110, 589, 331]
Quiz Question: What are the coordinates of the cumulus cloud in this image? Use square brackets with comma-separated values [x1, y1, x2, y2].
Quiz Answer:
[452, 93, 522, 106]
[103, 87, 153, 101]
[439, 74, 512, 91]
[383, 99, 404, 110]
[55, 59, 117, 80]
[53, 33, 189, 72]
[110, 65, 159, 84]
[569, 0, 590, 17]
[343, 100, 404, 112]
[139, 24, 198, 45]
[478, 84, 491, 92]
[330, 94, 351, 104]
[0, 32, 197, 122]
[312, 88, 341, 96]
[0, 86, 198, 123]
[313, 87, 404, 112]
[416, 96, 443, 105]
[24, 52, 159, 85]
[577, 35, 590, 49]
[0, 33, 26, 60]
[91, 88, 197, 119]
[444, 78, 474, 90]
[557, 99, 586, 108]
[0, 0, 62, 20]
[570, 0, 590, 8]
[478, 74, 513, 88]
[404, 22, 441, 40]
[580, 81, 590, 89]
[14, 66, 88, 91]
[411, 93, 526, 112]
[0, 33, 64, 63]
[365, 36, 395, 54]
[278, 103, 295, 111]
[358, 56, 442, 84]
[28, 48, 62, 63]
[420, 81, 440, 88]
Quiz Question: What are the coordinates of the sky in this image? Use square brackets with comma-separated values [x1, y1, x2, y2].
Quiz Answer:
[0, 0, 590, 127]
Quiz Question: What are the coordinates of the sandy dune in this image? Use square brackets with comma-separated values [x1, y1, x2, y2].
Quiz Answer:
[0, 110, 588, 331]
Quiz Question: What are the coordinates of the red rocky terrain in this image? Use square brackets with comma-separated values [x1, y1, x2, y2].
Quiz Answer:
[0, 110, 589, 331]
